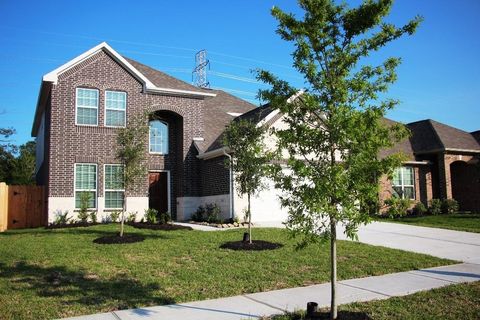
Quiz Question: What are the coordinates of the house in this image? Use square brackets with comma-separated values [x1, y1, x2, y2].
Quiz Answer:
[32, 42, 480, 225]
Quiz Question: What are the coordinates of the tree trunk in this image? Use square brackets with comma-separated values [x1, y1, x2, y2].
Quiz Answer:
[120, 195, 126, 237]
[247, 193, 252, 244]
[330, 219, 337, 320]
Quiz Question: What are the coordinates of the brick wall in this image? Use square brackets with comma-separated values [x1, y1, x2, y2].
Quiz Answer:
[200, 156, 230, 196]
[47, 50, 205, 215]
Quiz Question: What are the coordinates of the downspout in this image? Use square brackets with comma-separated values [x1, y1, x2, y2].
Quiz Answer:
[222, 149, 234, 219]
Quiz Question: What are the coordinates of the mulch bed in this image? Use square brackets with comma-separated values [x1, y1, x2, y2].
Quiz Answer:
[46, 222, 100, 229]
[93, 234, 145, 244]
[283, 311, 371, 320]
[220, 240, 283, 251]
[127, 222, 193, 231]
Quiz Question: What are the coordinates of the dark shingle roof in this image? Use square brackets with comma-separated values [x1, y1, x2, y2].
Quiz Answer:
[471, 130, 480, 144]
[124, 57, 256, 153]
[379, 118, 416, 160]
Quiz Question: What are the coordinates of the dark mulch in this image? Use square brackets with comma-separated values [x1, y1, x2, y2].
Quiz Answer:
[220, 240, 283, 251]
[46, 222, 100, 229]
[127, 222, 193, 231]
[93, 234, 145, 244]
[281, 311, 371, 320]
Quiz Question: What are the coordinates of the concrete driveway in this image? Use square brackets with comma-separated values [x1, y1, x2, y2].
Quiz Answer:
[256, 221, 480, 263]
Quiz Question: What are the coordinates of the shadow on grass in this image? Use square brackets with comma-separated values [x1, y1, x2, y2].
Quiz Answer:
[0, 261, 175, 310]
[273, 310, 371, 320]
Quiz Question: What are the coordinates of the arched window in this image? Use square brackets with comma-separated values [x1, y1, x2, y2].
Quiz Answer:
[149, 120, 168, 154]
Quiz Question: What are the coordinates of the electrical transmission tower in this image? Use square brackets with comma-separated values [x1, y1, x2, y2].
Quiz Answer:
[192, 49, 210, 88]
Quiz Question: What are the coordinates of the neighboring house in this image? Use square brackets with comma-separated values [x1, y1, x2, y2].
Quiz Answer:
[32, 42, 480, 225]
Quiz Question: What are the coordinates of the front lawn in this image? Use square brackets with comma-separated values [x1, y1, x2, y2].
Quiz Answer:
[271, 281, 480, 320]
[382, 213, 480, 233]
[0, 224, 454, 319]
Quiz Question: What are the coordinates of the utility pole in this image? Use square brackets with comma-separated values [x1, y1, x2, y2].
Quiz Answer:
[192, 49, 210, 88]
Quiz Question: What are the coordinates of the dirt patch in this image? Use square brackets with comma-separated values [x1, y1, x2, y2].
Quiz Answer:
[220, 240, 283, 251]
[93, 234, 145, 244]
[127, 222, 193, 231]
[46, 222, 100, 229]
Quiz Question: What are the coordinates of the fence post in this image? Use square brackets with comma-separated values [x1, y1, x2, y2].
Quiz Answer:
[0, 182, 8, 232]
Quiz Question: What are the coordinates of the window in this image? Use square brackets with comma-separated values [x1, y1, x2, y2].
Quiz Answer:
[104, 164, 125, 209]
[105, 91, 126, 127]
[75, 163, 97, 209]
[149, 120, 168, 154]
[392, 166, 415, 200]
[76, 88, 99, 125]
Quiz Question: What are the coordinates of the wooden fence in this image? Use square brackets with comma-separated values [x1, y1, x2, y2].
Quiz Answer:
[0, 183, 46, 231]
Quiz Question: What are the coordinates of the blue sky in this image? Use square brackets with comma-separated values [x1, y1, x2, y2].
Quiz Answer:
[0, 0, 479, 145]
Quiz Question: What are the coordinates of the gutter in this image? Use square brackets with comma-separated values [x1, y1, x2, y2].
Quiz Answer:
[197, 147, 230, 160]
[222, 149, 234, 220]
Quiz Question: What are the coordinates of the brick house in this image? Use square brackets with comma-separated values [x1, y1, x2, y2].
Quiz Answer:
[32, 42, 480, 224]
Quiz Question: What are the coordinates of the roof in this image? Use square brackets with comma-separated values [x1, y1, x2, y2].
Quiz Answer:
[379, 118, 416, 160]
[471, 130, 480, 144]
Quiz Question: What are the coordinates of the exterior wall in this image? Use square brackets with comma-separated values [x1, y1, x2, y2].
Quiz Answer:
[35, 112, 45, 173]
[200, 156, 229, 196]
[177, 194, 230, 221]
[438, 153, 477, 201]
[47, 50, 205, 220]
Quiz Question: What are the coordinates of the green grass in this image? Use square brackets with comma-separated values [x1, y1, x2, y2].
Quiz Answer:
[270, 281, 480, 320]
[382, 213, 480, 233]
[0, 224, 454, 319]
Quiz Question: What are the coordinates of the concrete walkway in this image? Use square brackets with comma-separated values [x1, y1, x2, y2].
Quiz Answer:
[66, 262, 480, 320]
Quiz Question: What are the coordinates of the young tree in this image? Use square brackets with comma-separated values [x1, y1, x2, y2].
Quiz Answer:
[257, 1, 421, 319]
[11, 141, 36, 185]
[115, 112, 149, 237]
[223, 119, 270, 244]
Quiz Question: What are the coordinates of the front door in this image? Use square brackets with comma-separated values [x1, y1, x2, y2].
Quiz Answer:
[148, 172, 169, 213]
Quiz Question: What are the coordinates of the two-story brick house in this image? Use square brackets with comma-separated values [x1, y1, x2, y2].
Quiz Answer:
[32, 42, 480, 225]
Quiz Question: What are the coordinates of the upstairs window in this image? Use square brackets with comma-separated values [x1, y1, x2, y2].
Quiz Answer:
[75, 163, 97, 209]
[76, 88, 99, 125]
[392, 166, 415, 200]
[105, 91, 126, 127]
[104, 164, 124, 209]
[149, 120, 168, 154]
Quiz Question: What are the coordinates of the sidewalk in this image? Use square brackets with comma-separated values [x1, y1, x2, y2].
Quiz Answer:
[66, 262, 480, 320]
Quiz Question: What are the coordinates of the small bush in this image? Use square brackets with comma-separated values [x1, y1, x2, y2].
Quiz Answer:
[413, 202, 427, 216]
[158, 212, 172, 225]
[89, 211, 97, 223]
[53, 210, 70, 225]
[192, 206, 205, 222]
[441, 199, 459, 214]
[384, 197, 411, 218]
[126, 212, 137, 223]
[109, 211, 121, 223]
[144, 208, 158, 224]
[77, 192, 91, 223]
[205, 203, 221, 223]
[429, 199, 442, 215]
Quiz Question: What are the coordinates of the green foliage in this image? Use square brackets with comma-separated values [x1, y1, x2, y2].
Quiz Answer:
[441, 199, 459, 215]
[126, 212, 137, 223]
[0, 130, 36, 185]
[384, 197, 411, 218]
[52, 210, 70, 225]
[256, 0, 421, 245]
[191, 204, 221, 223]
[144, 208, 158, 224]
[429, 199, 442, 215]
[108, 211, 120, 223]
[413, 202, 427, 216]
[77, 192, 91, 223]
[89, 211, 98, 224]
[158, 212, 172, 225]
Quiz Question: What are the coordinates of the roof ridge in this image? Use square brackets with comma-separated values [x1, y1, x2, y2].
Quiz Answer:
[426, 119, 446, 150]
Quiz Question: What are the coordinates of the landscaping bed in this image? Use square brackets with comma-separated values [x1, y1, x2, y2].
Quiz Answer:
[0, 224, 455, 320]
[127, 222, 193, 231]
[187, 220, 252, 228]
[269, 281, 480, 320]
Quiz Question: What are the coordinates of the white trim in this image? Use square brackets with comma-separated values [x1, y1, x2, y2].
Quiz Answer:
[392, 166, 415, 200]
[149, 120, 169, 155]
[403, 161, 431, 165]
[104, 90, 127, 128]
[148, 170, 171, 213]
[74, 163, 98, 209]
[257, 109, 280, 127]
[103, 164, 125, 210]
[197, 147, 231, 160]
[75, 88, 99, 126]
[43, 42, 216, 98]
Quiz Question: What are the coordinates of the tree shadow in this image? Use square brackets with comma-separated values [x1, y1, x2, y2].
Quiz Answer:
[0, 261, 175, 310]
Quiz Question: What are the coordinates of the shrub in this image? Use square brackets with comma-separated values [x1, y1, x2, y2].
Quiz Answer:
[384, 197, 411, 218]
[192, 206, 205, 222]
[441, 199, 459, 214]
[144, 208, 158, 224]
[77, 192, 91, 223]
[53, 210, 70, 225]
[89, 211, 97, 223]
[109, 211, 120, 223]
[429, 199, 442, 215]
[413, 202, 427, 216]
[158, 212, 172, 225]
[126, 212, 137, 223]
[205, 203, 221, 223]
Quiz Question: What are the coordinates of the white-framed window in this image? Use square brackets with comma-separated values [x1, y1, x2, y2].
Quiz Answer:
[104, 164, 125, 209]
[74, 163, 97, 209]
[392, 166, 415, 200]
[76, 88, 99, 126]
[149, 120, 168, 154]
[105, 91, 126, 127]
